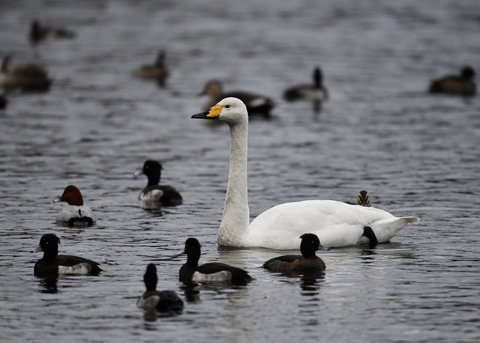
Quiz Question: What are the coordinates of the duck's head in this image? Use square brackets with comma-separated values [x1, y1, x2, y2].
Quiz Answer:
[356, 190, 371, 207]
[183, 237, 202, 264]
[300, 233, 328, 258]
[192, 97, 248, 125]
[461, 66, 475, 80]
[35, 233, 60, 257]
[313, 67, 323, 85]
[144, 263, 158, 291]
[135, 160, 162, 182]
[56, 185, 84, 206]
[199, 80, 223, 97]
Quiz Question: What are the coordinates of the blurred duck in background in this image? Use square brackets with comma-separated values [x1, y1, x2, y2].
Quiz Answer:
[429, 66, 476, 96]
[0, 55, 52, 92]
[283, 66, 328, 113]
[199, 79, 274, 119]
[135, 51, 168, 87]
[29, 20, 75, 43]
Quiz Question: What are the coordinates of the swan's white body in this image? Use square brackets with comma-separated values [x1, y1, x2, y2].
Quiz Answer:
[193, 97, 419, 249]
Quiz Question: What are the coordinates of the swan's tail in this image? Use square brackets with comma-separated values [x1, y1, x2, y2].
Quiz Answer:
[370, 216, 420, 243]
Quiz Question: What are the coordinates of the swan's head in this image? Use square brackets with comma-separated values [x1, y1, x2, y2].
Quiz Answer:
[192, 97, 248, 125]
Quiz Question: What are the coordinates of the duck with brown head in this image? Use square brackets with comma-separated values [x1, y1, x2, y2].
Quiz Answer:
[55, 185, 97, 226]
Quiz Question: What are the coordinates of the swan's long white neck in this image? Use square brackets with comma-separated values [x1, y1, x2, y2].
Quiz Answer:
[218, 119, 250, 246]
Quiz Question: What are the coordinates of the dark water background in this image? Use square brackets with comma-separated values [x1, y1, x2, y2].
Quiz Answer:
[1, 0, 479, 342]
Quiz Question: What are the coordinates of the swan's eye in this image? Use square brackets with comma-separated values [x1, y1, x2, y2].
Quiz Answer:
[225, 105, 231, 109]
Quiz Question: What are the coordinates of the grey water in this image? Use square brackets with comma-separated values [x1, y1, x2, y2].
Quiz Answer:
[1, 0, 480, 342]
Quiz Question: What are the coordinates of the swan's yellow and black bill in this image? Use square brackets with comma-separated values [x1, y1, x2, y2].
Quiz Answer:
[191, 105, 224, 119]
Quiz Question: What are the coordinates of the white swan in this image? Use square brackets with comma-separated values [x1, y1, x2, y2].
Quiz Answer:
[192, 97, 419, 249]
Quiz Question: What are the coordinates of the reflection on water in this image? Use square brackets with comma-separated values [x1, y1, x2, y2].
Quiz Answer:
[37, 276, 59, 294]
[299, 272, 325, 294]
[181, 283, 201, 303]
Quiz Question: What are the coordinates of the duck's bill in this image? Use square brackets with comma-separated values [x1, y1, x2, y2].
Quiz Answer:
[319, 244, 330, 251]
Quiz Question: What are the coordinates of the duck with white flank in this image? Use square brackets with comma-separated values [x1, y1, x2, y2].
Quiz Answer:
[55, 185, 97, 226]
[135, 160, 182, 206]
[34, 234, 101, 276]
[137, 264, 184, 315]
[179, 238, 253, 284]
[283, 67, 328, 112]
[192, 97, 419, 249]
[0, 56, 52, 92]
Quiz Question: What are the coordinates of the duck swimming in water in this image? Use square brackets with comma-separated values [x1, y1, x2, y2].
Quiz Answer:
[356, 190, 371, 207]
[429, 66, 476, 96]
[0, 55, 52, 92]
[134, 51, 168, 87]
[263, 233, 327, 273]
[137, 263, 184, 315]
[283, 67, 328, 113]
[179, 238, 253, 284]
[34, 233, 101, 276]
[192, 97, 419, 249]
[135, 160, 183, 206]
[29, 20, 75, 43]
[55, 185, 97, 226]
